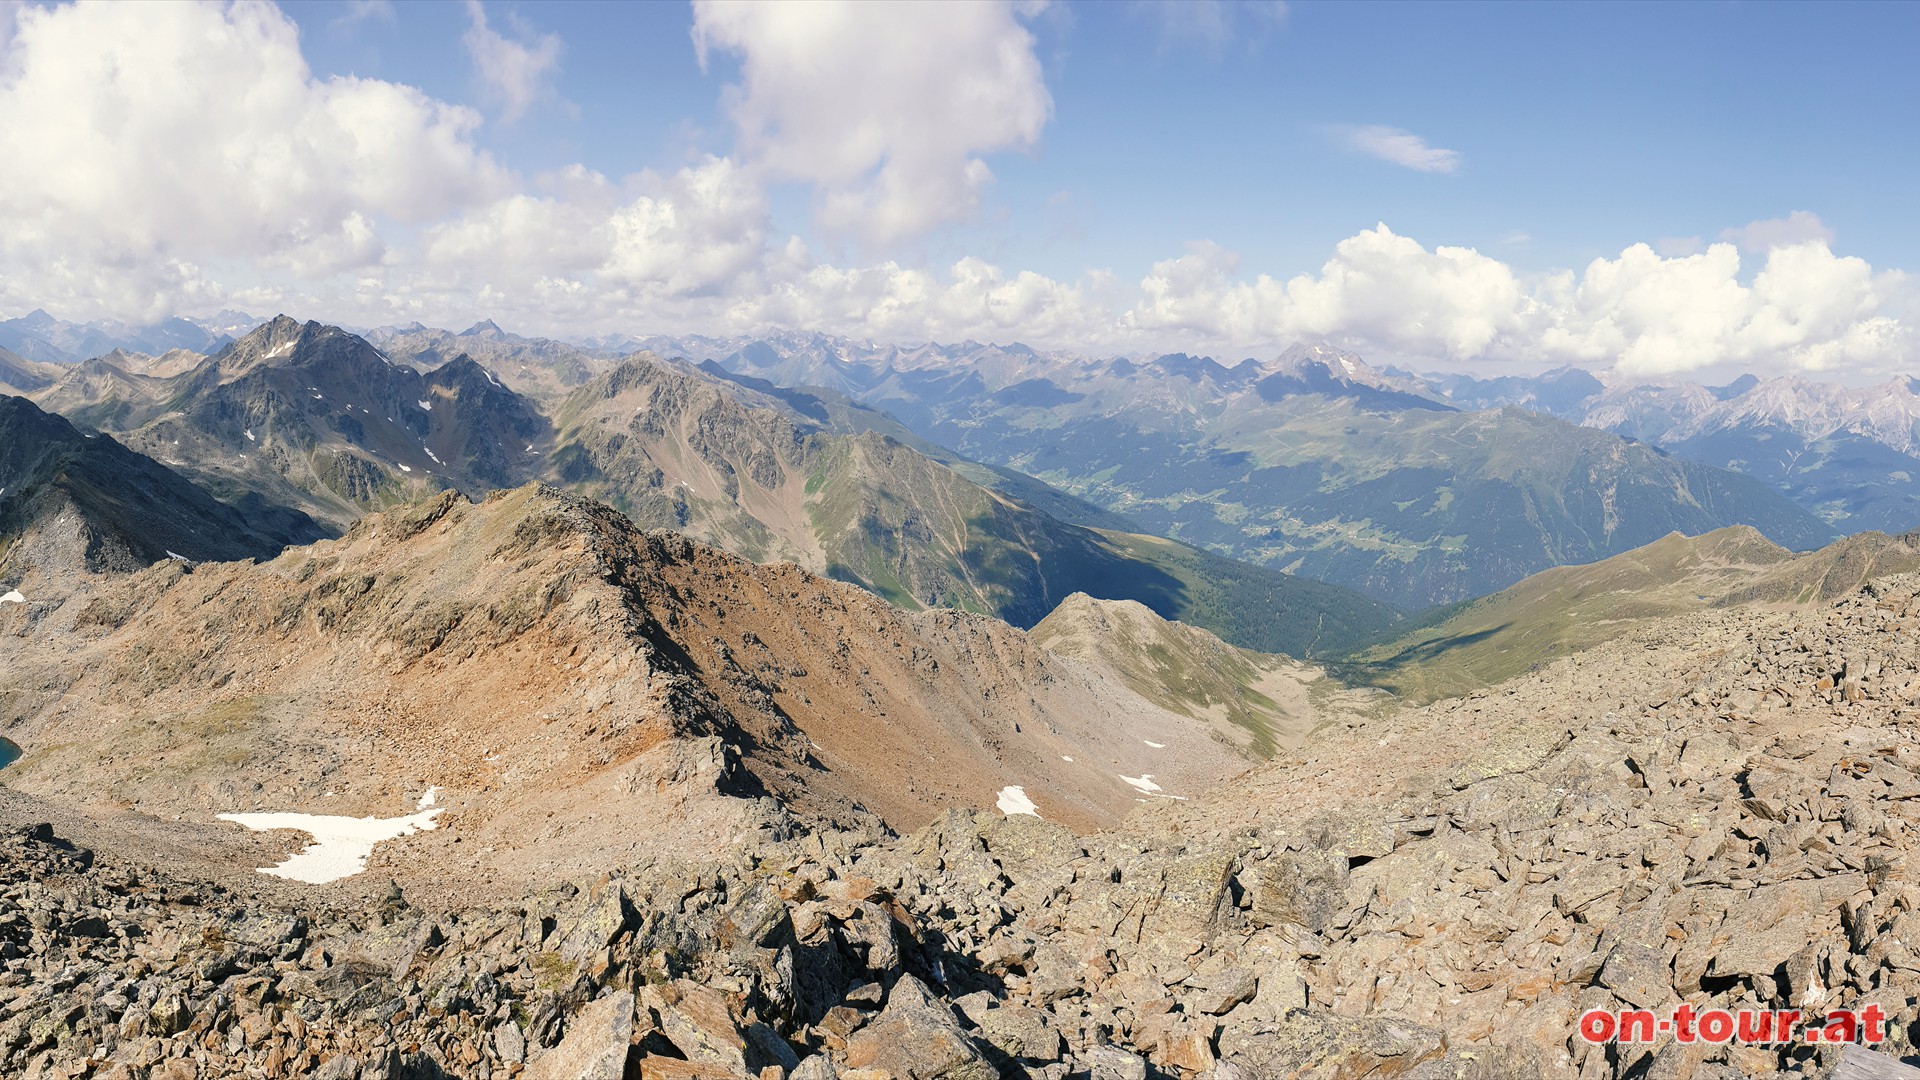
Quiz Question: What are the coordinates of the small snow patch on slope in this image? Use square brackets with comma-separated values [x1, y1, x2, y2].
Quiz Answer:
[1119, 773, 1161, 793]
[1143, 740, 1166, 749]
[218, 805, 444, 884]
[996, 786, 1040, 817]
[417, 399, 433, 411]
[0, 591, 24, 604]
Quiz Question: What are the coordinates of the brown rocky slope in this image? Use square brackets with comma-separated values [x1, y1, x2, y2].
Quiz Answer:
[0, 484, 1241, 895]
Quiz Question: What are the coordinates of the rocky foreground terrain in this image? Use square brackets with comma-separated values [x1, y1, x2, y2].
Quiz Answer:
[10, 527, 1920, 1076]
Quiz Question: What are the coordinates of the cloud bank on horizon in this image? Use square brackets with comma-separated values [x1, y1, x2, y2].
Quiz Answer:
[0, 0, 1912, 377]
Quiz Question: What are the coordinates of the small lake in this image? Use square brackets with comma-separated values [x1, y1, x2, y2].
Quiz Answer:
[0, 738, 19, 771]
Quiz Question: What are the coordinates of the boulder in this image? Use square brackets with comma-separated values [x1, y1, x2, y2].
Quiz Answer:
[525, 991, 635, 1080]
[841, 975, 996, 1080]
[1249, 849, 1347, 932]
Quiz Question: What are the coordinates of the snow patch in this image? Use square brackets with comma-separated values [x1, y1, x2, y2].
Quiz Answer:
[416, 399, 433, 411]
[1143, 740, 1166, 749]
[1118, 773, 1162, 794]
[995, 786, 1041, 818]
[398, 464, 413, 473]
[243, 429, 254, 442]
[165, 551, 190, 562]
[423, 447, 443, 466]
[263, 341, 294, 360]
[217, 805, 444, 884]
[418, 787, 440, 809]
[0, 591, 24, 604]
[1061, 755, 1073, 762]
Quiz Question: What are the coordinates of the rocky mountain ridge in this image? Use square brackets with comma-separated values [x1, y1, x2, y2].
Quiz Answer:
[0, 484, 1249, 865]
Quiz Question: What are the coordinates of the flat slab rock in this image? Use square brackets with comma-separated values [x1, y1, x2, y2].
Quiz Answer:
[1832, 1046, 1920, 1079]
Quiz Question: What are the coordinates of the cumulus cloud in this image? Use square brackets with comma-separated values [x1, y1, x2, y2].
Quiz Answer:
[1720, 210, 1835, 254]
[0, 3, 1904, 382]
[692, 0, 1052, 249]
[462, 0, 562, 122]
[1112, 227, 1911, 376]
[0, 0, 506, 321]
[1124, 227, 1527, 358]
[1332, 125, 1462, 174]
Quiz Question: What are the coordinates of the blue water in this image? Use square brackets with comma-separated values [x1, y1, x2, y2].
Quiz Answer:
[0, 738, 19, 771]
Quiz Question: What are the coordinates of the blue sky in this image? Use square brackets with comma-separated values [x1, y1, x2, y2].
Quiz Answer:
[0, 0, 1915, 376]
[284, 1, 1920, 280]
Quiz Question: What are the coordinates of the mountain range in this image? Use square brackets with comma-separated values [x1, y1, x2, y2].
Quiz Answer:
[17, 312, 1900, 618]
[657, 334, 1837, 609]
[1430, 365, 1920, 535]
[0, 308, 261, 363]
[14, 311, 1920, 1079]
[11, 316, 1397, 658]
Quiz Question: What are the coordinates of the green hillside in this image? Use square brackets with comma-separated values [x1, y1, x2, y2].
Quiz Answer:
[1340, 526, 1920, 702]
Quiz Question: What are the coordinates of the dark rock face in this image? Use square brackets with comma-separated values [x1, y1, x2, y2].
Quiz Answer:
[0, 393, 324, 578]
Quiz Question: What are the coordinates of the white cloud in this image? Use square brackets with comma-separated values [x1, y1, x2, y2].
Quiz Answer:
[1332, 125, 1462, 174]
[462, 0, 561, 123]
[1720, 210, 1834, 254]
[334, 0, 394, 30]
[1105, 226, 1911, 376]
[1124, 227, 1526, 358]
[1530, 240, 1908, 373]
[1138, 0, 1288, 52]
[0, 0, 23, 52]
[0, 3, 1904, 384]
[692, 0, 1052, 249]
[0, 0, 507, 321]
[420, 157, 771, 302]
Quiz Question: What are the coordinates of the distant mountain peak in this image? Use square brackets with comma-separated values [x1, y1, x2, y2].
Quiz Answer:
[1255, 342, 1451, 411]
[459, 319, 505, 338]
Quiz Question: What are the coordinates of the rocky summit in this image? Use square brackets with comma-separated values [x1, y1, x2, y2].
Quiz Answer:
[9, 480, 1920, 1078]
